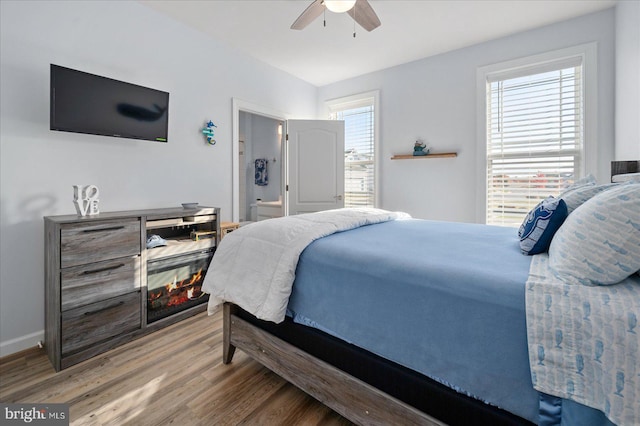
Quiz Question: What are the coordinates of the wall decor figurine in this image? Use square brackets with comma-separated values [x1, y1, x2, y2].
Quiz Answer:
[73, 184, 100, 216]
[202, 120, 217, 145]
[413, 140, 430, 156]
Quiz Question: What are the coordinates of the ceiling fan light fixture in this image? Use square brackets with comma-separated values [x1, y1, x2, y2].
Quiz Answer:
[323, 0, 356, 13]
[291, 0, 379, 32]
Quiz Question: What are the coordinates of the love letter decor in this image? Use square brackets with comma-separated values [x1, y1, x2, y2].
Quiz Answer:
[73, 184, 100, 216]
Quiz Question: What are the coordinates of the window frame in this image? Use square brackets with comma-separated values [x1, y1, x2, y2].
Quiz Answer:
[475, 43, 598, 224]
[325, 90, 380, 208]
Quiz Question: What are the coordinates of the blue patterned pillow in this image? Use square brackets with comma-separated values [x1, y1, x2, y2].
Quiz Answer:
[518, 197, 568, 255]
[549, 183, 640, 285]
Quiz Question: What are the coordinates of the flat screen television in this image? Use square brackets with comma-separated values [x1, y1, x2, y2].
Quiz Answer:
[50, 64, 169, 142]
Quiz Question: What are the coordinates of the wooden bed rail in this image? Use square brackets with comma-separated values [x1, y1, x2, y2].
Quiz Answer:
[222, 303, 444, 426]
[222, 303, 237, 364]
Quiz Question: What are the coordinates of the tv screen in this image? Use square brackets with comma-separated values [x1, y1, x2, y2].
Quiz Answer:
[50, 64, 169, 142]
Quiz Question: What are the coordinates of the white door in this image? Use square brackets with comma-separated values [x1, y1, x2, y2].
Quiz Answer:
[287, 119, 345, 215]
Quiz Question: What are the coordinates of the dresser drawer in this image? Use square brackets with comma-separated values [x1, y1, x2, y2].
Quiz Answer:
[61, 256, 141, 311]
[61, 291, 141, 355]
[61, 219, 140, 268]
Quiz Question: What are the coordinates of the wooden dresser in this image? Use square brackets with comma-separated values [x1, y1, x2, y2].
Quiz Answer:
[45, 206, 220, 371]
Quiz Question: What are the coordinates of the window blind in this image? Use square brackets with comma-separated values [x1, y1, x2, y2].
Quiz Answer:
[330, 101, 375, 208]
[486, 60, 584, 227]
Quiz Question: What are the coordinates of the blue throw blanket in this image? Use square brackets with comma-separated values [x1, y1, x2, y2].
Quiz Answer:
[526, 254, 640, 425]
[288, 219, 540, 422]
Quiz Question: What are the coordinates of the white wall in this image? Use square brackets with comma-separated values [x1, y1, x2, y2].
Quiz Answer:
[318, 9, 616, 222]
[0, 0, 316, 355]
[615, 0, 640, 160]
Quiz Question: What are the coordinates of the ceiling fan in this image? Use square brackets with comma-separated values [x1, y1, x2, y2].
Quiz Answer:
[291, 0, 381, 33]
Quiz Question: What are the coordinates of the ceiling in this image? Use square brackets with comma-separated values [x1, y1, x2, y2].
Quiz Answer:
[140, 0, 616, 87]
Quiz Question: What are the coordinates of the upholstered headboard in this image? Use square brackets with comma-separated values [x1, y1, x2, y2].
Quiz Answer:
[611, 160, 640, 182]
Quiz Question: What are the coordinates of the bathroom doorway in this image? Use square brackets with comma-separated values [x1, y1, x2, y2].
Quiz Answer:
[236, 108, 285, 224]
[231, 98, 345, 223]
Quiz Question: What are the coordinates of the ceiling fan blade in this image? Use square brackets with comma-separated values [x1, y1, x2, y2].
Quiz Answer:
[347, 0, 381, 32]
[291, 0, 325, 30]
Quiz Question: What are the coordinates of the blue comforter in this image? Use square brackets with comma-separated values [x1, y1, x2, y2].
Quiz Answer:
[288, 219, 539, 422]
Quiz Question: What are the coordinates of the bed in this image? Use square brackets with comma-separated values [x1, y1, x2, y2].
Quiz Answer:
[203, 164, 639, 426]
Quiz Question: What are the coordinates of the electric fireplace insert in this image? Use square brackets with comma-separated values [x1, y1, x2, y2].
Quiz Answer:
[147, 249, 213, 323]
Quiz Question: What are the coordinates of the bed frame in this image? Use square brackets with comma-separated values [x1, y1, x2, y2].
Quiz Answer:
[222, 303, 531, 426]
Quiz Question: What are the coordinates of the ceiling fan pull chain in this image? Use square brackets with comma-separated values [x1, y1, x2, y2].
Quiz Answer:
[353, 4, 356, 37]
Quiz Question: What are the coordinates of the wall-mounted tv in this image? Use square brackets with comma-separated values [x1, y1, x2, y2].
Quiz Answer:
[50, 64, 169, 142]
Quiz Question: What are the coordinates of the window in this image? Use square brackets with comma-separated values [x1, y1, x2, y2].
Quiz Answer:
[478, 44, 596, 227]
[327, 92, 379, 208]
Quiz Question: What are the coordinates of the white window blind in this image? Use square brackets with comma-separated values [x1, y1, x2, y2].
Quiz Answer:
[329, 98, 375, 208]
[486, 58, 584, 227]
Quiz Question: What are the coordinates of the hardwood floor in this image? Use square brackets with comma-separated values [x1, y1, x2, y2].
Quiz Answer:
[0, 310, 353, 426]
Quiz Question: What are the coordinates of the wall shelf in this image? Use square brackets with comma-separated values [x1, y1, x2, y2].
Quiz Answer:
[391, 152, 457, 160]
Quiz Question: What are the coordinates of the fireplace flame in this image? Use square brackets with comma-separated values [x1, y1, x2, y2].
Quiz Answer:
[147, 262, 209, 322]
[162, 268, 202, 293]
[188, 268, 203, 286]
[166, 276, 178, 292]
[151, 268, 206, 307]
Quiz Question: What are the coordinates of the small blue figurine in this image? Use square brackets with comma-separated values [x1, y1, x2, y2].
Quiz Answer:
[202, 120, 217, 145]
[413, 141, 429, 156]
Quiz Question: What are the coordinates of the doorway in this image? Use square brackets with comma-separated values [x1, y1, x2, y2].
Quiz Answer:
[232, 99, 288, 224]
[231, 99, 346, 223]
[238, 111, 284, 223]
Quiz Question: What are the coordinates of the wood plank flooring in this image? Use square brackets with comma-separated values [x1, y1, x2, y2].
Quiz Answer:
[0, 310, 353, 426]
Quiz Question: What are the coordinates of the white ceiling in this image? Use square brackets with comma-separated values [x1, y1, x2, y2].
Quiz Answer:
[140, 0, 616, 87]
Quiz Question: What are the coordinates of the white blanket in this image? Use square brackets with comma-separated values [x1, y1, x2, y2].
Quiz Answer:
[526, 254, 640, 426]
[202, 208, 410, 322]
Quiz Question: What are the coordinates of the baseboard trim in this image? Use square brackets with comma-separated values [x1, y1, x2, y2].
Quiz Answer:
[0, 330, 44, 358]
[0, 345, 44, 365]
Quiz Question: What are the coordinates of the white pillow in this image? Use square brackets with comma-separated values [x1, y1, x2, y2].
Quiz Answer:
[562, 174, 596, 191]
[559, 183, 618, 213]
[612, 172, 640, 183]
[549, 183, 640, 285]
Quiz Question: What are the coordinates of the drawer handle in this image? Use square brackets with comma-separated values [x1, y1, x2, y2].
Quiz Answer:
[84, 300, 125, 316]
[82, 226, 125, 233]
[82, 263, 125, 275]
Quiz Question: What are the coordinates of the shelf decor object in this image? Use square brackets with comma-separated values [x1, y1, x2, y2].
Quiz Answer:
[72, 184, 100, 216]
[413, 141, 429, 156]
